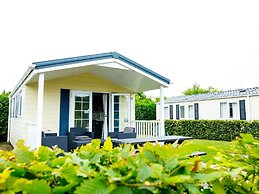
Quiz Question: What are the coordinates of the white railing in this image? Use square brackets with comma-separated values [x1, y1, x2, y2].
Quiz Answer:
[134, 120, 160, 138]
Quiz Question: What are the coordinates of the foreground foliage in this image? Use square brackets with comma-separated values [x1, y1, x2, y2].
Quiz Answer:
[166, 120, 259, 141]
[0, 134, 258, 193]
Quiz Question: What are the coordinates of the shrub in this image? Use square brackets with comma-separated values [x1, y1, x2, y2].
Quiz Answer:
[165, 120, 259, 141]
[0, 91, 9, 142]
[135, 93, 156, 120]
[0, 135, 258, 193]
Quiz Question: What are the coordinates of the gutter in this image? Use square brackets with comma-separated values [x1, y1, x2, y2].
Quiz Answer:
[10, 64, 35, 98]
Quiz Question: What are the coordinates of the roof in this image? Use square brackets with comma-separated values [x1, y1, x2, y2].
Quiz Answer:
[165, 87, 259, 104]
[10, 52, 170, 97]
[33, 52, 170, 85]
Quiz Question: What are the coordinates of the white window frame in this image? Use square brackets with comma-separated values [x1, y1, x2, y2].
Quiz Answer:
[164, 105, 169, 119]
[220, 101, 239, 120]
[180, 105, 185, 119]
[111, 93, 131, 132]
[188, 104, 194, 119]
[69, 91, 93, 132]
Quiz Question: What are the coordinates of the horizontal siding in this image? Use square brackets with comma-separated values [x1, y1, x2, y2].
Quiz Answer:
[24, 72, 134, 134]
[161, 96, 251, 120]
[250, 96, 259, 120]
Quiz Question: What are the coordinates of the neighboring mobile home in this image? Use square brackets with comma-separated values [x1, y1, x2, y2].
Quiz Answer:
[8, 52, 170, 149]
[157, 87, 259, 121]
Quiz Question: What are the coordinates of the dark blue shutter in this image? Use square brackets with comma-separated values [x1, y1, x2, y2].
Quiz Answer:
[169, 105, 173, 119]
[239, 100, 246, 120]
[176, 105, 180, 120]
[59, 89, 70, 136]
[194, 103, 199, 120]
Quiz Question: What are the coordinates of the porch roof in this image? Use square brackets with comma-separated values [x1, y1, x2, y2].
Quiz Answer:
[11, 52, 171, 96]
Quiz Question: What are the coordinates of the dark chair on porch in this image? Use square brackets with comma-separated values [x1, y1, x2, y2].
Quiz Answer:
[109, 127, 136, 139]
[68, 128, 95, 150]
[41, 132, 68, 152]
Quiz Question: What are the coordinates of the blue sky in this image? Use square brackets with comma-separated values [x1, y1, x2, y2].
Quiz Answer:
[0, 0, 258, 97]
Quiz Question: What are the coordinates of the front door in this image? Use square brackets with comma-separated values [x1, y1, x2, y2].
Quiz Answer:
[70, 91, 92, 132]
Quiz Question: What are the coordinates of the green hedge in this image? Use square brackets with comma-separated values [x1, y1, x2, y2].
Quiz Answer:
[0, 91, 9, 142]
[165, 120, 259, 141]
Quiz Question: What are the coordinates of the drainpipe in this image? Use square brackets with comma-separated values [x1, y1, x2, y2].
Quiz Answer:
[246, 95, 251, 120]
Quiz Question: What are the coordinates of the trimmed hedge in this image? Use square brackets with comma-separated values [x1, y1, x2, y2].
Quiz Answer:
[165, 120, 259, 141]
[0, 91, 9, 142]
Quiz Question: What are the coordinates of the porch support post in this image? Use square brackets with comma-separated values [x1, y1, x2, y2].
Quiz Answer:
[160, 86, 165, 136]
[7, 98, 11, 142]
[36, 73, 45, 148]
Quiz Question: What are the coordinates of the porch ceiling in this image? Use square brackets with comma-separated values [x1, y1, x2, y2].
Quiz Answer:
[28, 62, 166, 92]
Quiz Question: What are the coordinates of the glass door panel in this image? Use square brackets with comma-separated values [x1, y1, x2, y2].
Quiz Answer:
[112, 94, 130, 132]
[71, 92, 92, 131]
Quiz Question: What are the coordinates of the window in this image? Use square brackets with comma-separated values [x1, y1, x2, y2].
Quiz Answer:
[11, 91, 23, 118]
[180, 106, 185, 119]
[188, 105, 194, 118]
[220, 102, 238, 119]
[229, 102, 237, 119]
[164, 106, 169, 119]
[220, 102, 227, 119]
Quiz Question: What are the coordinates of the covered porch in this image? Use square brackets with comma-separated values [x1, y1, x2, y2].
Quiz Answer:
[14, 52, 170, 150]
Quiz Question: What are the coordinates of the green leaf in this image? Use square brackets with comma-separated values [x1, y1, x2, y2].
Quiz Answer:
[111, 186, 133, 194]
[212, 179, 226, 194]
[186, 183, 201, 194]
[51, 157, 66, 168]
[59, 164, 79, 183]
[137, 164, 151, 182]
[52, 183, 77, 194]
[75, 178, 110, 194]
[150, 163, 163, 179]
[14, 179, 51, 194]
[37, 146, 52, 161]
[103, 137, 113, 151]
[195, 172, 224, 182]
[29, 162, 52, 174]
[13, 147, 35, 165]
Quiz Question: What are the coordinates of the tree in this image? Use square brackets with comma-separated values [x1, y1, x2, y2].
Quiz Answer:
[182, 84, 220, 95]
[135, 92, 156, 120]
[0, 91, 10, 142]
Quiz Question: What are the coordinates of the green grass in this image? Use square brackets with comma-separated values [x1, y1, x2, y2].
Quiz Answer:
[178, 139, 231, 162]
[0, 142, 13, 151]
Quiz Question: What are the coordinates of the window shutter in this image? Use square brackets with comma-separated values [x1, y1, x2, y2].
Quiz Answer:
[176, 105, 180, 120]
[194, 103, 199, 120]
[59, 89, 70, 135]
[169, 105, 173, 119]
[239, 100, 246, 120]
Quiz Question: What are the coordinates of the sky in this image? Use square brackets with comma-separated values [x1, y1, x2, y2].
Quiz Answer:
[0, 0, 258, 97]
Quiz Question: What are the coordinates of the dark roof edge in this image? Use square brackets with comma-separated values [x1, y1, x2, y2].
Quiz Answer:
[33, 52, 170, 85]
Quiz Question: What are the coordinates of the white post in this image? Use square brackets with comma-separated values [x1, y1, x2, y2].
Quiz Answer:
[7, 98, 11, 142]
[160, 86, 165, 136]
[36, 73, 44, 148]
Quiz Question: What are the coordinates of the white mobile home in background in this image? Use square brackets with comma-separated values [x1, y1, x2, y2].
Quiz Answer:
[157, 87, 259, 121]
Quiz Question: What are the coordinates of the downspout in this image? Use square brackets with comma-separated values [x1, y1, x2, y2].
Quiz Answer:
[246, 95, 251, 120]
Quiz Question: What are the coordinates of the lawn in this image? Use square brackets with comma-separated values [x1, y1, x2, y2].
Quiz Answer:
[0, 142, 13, 151]
[0, 139, 231, 162]
[177, 139, 231, 162]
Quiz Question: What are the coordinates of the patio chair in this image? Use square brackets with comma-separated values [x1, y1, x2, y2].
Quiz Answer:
[109, 127, 136, 139]
[68, 128, 94, 150]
